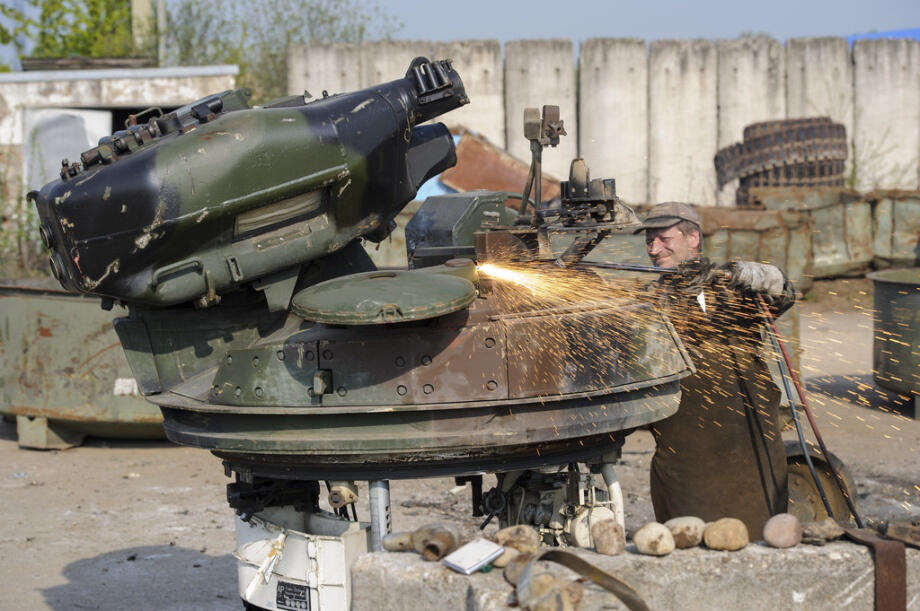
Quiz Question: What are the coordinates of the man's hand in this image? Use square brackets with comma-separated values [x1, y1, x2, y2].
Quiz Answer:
[729, 261, 785, 298]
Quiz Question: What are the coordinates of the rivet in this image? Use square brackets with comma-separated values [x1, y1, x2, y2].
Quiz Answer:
[484, 337, 496, 348]
[323, 350, 333, 360]
[277, 350, 285, 361]
[396, 385, 408, 396]
[252, 356, 260, 367]
[234, 386, 242, 397]
[395, 356, 406, 367]
[423, 384, 434, 394]
[254, 387, 263, 398]
[486, 380, 498, 391]
[421, 355, 432, 366]
[305, 350, 315, 361]
[226, 355, 233, 365]
[337, 386, 347, 397]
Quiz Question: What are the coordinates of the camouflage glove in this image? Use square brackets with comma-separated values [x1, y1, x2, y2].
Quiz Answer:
[729, 261, 785, 298]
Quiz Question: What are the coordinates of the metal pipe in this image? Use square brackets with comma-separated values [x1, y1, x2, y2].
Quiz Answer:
[575, 261, 678, 274]
[599, 463, 625, 531]
[756, 295, 864, 527]
[368, 480, 391, 552]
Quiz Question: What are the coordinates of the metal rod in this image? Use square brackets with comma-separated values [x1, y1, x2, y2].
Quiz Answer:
[368, 480, 391, 552]
[756, 295, 864, 527]
[575, 261, 678, 274]
[599, 463, 625, 532]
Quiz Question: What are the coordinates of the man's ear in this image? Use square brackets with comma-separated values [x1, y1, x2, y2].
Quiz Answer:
[688, 229, 701, 251]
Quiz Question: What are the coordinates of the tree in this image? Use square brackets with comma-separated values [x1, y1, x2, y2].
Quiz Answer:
[164, 0, 402, 103]
[1, 0, 141, 68]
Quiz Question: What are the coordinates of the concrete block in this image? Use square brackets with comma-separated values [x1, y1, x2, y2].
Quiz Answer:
[431, 40, 504, 147]
[578, 38, 648, 204]
[785, 38, 854, 172]
[853, 39, 920, 191]
[353, 543, 920, 610]
[648, 39, 718, 205]
[504, 39, 577, 180]
[287, 43, 363, 96]
[716, 36, 785, 207]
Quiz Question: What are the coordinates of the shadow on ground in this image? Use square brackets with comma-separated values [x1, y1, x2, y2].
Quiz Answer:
[41, 546, 238, 611]
[805, 373, 915, 418]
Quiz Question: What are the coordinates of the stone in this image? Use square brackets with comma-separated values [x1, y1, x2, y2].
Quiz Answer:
[591, 519, 626, 555]
[802, 518, 845, 546]
[763, 513, 803, 548]
[633, 522, 675, 556]
[503, 552, 535, 585]
[495, 524, 540, 554]
[517, 570, 583, 611]
[492, 546, 519, 568]
[703, 518, 749, 551]
[664, 516, 705, 549]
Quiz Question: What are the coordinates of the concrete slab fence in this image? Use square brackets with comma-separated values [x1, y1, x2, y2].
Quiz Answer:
[289, 37, 920, 206]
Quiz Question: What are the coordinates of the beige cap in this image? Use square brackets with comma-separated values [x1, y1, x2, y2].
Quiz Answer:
[634, 202, 701, 233]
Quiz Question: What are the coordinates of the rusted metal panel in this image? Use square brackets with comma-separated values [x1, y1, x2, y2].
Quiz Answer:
[750, 187, 874, 279]
[0, 279, 163, 448]
[440, 131, 561, 201]
[869, 190, 920, 268]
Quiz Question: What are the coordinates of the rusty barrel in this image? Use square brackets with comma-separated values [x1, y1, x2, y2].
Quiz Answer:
[0, 279, 164, 449]
[868, 268, 920, 416]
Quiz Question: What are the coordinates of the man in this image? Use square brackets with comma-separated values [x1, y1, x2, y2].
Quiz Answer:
[637, 202, 795, 537]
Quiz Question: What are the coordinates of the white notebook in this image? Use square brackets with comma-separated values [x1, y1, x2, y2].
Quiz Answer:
[441, 538, 505, 575]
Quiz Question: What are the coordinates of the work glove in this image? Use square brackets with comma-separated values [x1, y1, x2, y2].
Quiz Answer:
[728, 260, 786, 298]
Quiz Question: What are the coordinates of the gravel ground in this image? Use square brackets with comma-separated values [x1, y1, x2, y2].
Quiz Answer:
[1, 278, 917, 610]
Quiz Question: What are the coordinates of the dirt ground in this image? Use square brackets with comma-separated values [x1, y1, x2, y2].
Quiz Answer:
[1, 278, 918, 610]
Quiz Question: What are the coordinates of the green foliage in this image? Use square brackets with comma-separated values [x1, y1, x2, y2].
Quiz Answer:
[1, 0, 145, 70]
[164, 0, 402, 103]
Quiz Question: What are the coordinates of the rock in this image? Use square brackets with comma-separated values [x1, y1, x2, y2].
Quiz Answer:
[664, 516, 705, 549]
[591, 519, 625, 555]
[382, 531, 412, 552]
[517, 570, 583, 611]
[503, 552, 535, 585]
[763, 513, 803, 548]
[632, 522, 675, 556]
[802, 518, 845, 546]
[703, 518, 749, 551]
[495, 524, 540, 554]
[492, 547, 519, 568]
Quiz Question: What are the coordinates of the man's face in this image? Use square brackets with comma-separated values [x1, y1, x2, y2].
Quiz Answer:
[645, 224, 700, 268]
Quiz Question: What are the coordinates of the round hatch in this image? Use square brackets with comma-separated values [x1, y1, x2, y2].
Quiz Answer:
[291, 269, 476, 325]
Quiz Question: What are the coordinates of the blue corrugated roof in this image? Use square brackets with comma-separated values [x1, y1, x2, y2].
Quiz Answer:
[848, 28, 920, 45]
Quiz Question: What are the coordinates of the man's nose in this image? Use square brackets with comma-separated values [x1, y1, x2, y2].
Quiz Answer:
[647, 239, 660, 254]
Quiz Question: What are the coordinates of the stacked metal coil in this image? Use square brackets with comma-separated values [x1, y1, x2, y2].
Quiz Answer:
[715, 117, 848, 206]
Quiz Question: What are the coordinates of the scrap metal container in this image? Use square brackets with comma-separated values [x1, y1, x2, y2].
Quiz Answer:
[868, 268, 920, 418]
[870, 190, 920, 269]
[0, 279, 164, 448]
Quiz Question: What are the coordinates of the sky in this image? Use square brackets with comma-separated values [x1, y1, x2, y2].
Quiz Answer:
[2, 0, 919, 68]
[382, 0, 920, 44]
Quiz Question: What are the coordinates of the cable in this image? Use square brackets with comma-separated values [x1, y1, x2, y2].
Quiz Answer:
[757, 294, 864, 527]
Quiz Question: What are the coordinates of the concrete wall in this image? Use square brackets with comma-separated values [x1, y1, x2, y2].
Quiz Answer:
[288, 36, 920, 207]
[716, 36, 785, 206]
[648, 39, 718, 205]
[504, 40, 577, 180]
[853, 39, 920, 190]
[578, 38, 648, 203]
